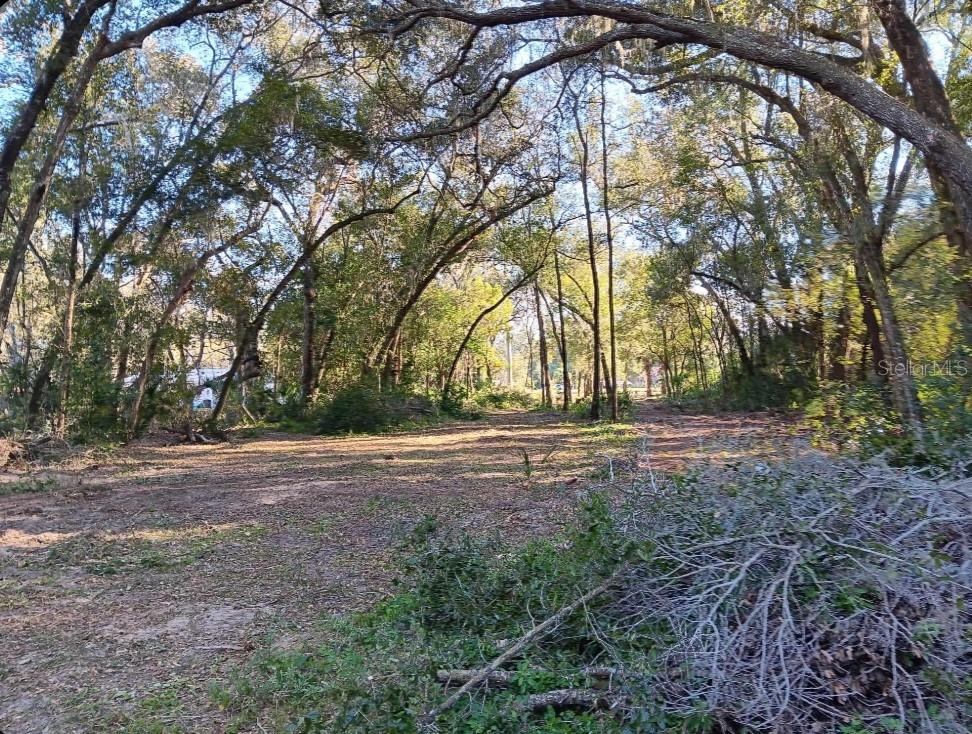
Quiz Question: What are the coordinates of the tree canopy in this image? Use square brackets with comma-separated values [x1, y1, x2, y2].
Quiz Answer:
[0, 0, 970, 454]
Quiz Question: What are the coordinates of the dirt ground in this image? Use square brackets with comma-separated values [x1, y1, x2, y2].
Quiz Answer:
[0, 403, 792, 733]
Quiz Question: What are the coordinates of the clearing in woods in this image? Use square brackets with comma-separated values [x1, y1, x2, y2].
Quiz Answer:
[0, 403, 790, 732]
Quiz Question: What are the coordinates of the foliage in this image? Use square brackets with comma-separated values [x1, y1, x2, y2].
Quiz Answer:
[569, 390, 632, 419]
[211, 501, 635, 733]
[315, 385, 439, 435]
[471, 387, 535, 410]
[806, 376, 972, 467]
[215, 448, 972, 732]
[437, 384, 484, 420]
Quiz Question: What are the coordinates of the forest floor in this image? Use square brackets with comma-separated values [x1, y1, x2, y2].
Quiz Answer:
[0, 402, 797, 733]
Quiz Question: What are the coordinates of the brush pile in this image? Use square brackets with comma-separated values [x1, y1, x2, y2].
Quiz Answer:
[601, 453, 972, 732]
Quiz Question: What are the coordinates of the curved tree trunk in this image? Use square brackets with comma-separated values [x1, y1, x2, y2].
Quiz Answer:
[300, 260, 317, 405]
[442, 268, 541, 400]
[856, 240, 925, 445]
[0, 0, 109, 232]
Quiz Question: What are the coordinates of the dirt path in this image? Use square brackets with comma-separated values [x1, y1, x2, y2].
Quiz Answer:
[0, 405, 789, 732]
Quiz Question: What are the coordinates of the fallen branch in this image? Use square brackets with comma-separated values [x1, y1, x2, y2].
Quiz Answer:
[420, 566, 625, 728]
[436, 669, 514, 687]
[435, 666, 624, 688]
[160, 426, 225, 444]
[514, 687, 620, 713]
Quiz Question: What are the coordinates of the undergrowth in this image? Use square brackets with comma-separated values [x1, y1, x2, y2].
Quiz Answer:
[262, 385, 444, 435]
[568, 390, 634, 420]
[212, 454, 972, 734]
[440, 384, 534, 417]
[0, 476, 58, 496]
[805, 380, 972, 467]
[210, 501, 653, 733]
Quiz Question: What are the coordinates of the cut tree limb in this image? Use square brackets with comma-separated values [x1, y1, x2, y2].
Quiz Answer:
[436, 669, 515, 687]
[420, 566, 625, 728]
[436, 665, 624, 688]
[514, 687, 621, 713]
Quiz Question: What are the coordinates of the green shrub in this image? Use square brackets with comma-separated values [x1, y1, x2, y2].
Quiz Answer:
[568, 391, 632, 419]
[313, 386, 439, 435]
[805, 382, 904, 457]
[438, 384, 484, 420]
[806, 378, 972, 467]
[317, 385, 392, 434]
[398, 506, 619, 636]
[212, 500, 645, 733]
[471, 387, 534, 409]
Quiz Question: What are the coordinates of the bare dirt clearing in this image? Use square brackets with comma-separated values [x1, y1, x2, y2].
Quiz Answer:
[0, 405, 791, 732]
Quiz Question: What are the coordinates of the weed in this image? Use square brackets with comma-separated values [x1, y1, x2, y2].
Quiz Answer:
[307, 518, 334, 537]
[65, 679, 191, 733]
[0, 476, 59, 496]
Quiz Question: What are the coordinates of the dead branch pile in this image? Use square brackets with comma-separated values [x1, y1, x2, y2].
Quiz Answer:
[601, 453, 972, 732]
[0, 435, 55, 468]
[160, 425, 226, 444]
[0, 437, 30, 468]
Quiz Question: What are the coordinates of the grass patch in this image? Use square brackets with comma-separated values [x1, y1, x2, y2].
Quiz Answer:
[0, 476, 59, 496]
[580, 422, 639, 449]
[46, 524, 267, 576]
[66, 678, 194, 733]
[306, 517, 335, 537]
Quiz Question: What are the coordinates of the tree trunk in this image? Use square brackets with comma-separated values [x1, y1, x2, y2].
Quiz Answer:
[553, 249, 572, 409]
[869, 0, 972, 347]
[854, 256, 888, 380]
[300, 260, 316, 405]
[857, 239, 925, 445]
[830, 273, 852, 382]
[310, 327, 337, 401]
[600, 350, 612, 401]
[701, 280, 754, 376]
[661, 327, 672, 397]
[599, 71, 619, 421]
[685, 297, 708, 392]
[534, 283, 552, 407]
[573, 96, 601, 420]
[54, 192, 82, 438]
[505, 328, 514, 386]
[26, 349, 55, 427]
